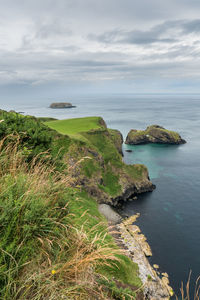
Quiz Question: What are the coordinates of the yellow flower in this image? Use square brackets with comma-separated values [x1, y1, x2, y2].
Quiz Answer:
[51, 269, 56, 275]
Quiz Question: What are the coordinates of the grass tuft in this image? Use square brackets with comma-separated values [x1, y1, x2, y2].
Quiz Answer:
[176, 271, 200, 300]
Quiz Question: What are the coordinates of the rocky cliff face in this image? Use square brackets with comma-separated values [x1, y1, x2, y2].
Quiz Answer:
[108, 129, 124, 156]
[65, 119, 155, 206]
[125, 125, 186, 145]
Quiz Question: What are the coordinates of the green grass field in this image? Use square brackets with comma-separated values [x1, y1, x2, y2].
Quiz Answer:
[46, 116, 103, 138]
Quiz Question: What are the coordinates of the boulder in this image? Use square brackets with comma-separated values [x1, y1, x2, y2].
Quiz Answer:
[125, 125, 186, 145]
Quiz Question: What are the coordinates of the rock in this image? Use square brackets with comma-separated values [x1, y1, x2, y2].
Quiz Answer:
[125, 125, 186, 145]
[118, 221, 172, 299]
[134, 233, 153, 257]
[162, 272, 169, 278]
[161, 276, 170, 288]
[50, 102, 76, 109]
[123, 213, 140, 226]
[65, 119, 155, 207]
[153, 264, 159, 269]
[98, 204, 122, 224]
[9, 110, 24, 114]
[128, 224, 141, 234]
[109, 129, 124, 156]
[125, 149, 133, 152]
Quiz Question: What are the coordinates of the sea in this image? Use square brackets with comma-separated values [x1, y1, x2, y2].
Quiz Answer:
[1, 94, 200, 298]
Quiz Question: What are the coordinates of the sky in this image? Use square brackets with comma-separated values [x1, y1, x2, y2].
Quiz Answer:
[1, 0, 200, 97]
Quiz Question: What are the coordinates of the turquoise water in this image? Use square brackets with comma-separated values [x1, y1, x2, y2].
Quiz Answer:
[1, 94, 200, 296]
[123, 140, 200, 295]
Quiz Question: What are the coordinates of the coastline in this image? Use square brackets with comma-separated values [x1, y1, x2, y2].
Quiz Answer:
[99, 204, 173, 299]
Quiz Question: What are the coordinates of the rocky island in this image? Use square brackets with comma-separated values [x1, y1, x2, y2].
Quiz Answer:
[125, 125, 186, 145]
[50, 102, 76, 108]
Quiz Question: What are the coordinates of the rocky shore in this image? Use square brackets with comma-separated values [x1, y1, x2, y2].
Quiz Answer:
[118, 215, 173, 299]
[100, 204, 173, 299]
[125, 125, 186, 145]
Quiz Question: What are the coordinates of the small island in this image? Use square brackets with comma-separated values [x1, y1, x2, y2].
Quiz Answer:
[49, 102, 76, 109]
[125, 125, 186, 145]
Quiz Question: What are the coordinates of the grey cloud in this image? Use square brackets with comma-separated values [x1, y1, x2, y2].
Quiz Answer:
[89, 18, 200, 46]
[89, 21, 181, 45]
[1, 45, 200, 87]
[1, 0, 200, 91]
[182, 19, 200, 33]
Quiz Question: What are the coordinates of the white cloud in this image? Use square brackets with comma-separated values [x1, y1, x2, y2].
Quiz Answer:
[0, 0, 200, 91]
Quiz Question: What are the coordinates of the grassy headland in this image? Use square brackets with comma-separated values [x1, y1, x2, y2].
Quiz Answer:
[0, 111, 153, 299]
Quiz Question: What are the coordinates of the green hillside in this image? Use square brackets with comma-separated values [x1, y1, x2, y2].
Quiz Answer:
[0, 110, 147, 299]
[46, 116, 103, 140]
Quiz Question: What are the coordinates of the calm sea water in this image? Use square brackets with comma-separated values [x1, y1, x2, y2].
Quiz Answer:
[1, 94, 200, 297]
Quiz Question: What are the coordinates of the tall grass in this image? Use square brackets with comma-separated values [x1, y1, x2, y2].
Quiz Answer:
[0, 135, 134, 299]
[176, 272, 200, 300]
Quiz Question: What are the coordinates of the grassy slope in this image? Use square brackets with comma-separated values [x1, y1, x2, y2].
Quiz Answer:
[47, 117, 124, 197]
[47, 116, 146, 179]
[46, 116, 102, 140]
[46, 117, 143, 290]
[0, 112, 142, 299]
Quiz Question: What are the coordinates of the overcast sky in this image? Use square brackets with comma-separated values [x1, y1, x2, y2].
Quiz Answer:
[1, 0, 200, 96]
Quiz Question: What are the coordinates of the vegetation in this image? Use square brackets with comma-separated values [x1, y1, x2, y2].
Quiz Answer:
[0, 110, 71, 165]
[125, 164, 148, 180]
[175, 272, 200, 300]
[125, 124, 184, 144]
[0, 111, 144, 299]
[46, 116, 148, 203]
[46, 116, 103, 140]
[36, 117, 58, 122]
[0, 111, 196, 299]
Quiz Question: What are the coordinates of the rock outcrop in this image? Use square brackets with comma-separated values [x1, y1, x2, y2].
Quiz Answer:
[65, 123, 155, 207]
[115, 215, 174, 299]
[108, 129, 124, 156]
[125, 125, 186, 145]
[50, 102, 76, 108]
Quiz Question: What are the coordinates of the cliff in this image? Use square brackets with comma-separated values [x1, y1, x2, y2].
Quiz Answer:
[125, 124, 186, 145]
[46, 116, 155, 206]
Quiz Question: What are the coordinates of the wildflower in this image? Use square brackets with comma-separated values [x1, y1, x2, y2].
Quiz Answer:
[51, 269, 56, 275]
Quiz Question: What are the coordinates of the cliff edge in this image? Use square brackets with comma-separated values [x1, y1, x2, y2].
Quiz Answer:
[46, 116, 155, 207]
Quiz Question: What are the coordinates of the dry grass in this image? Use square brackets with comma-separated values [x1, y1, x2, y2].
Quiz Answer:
[176, 272, 200, 300]
[13, 225, 122, 300]
[0, 135, 128, 300]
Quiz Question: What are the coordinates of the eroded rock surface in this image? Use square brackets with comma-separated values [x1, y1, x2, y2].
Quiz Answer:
[98, 204, 122, 224]
[115, 215, 174, 299]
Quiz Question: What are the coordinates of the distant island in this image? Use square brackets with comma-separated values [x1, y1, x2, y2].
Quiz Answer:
[49, 102, 76, 109]
[125, 125, 186, 145]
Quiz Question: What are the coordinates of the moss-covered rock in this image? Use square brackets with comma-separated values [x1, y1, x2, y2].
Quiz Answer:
[125, 125, 186, 145]
[108, 129, 124, 156]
